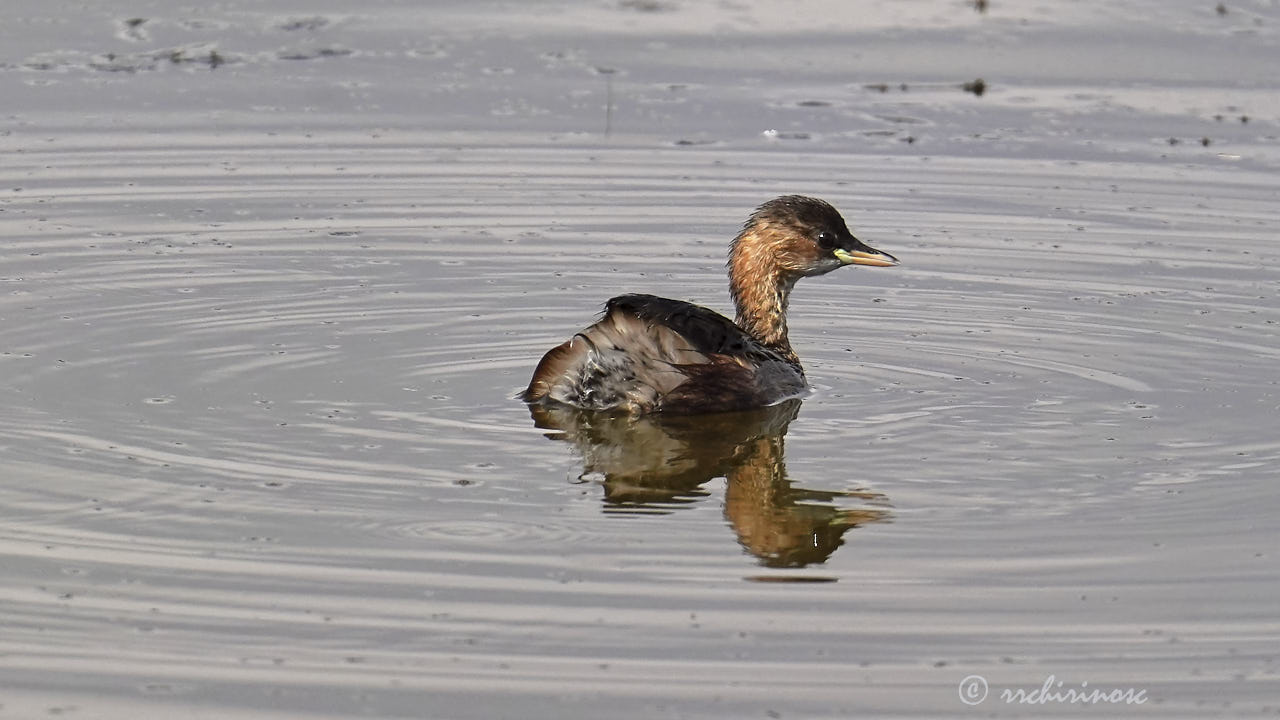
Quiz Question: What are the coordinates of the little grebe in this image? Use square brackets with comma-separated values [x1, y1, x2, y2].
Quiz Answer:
[522, 195, 899, 414]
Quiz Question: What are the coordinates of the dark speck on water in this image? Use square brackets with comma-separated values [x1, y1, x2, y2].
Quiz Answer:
[278, 17, 331, 32]
[619, 0, 675, 11]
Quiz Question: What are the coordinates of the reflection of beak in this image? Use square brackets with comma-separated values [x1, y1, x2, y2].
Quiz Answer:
[833, 246, 900, 267]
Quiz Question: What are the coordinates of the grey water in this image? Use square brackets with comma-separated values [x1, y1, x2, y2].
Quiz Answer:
[2, 0, 1278, 717]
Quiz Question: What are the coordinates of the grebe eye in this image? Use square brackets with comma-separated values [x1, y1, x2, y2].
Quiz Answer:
[816, 231, 837, 250]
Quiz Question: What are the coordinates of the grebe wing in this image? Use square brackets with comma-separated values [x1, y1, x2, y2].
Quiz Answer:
[603, 293, 767, 360]
[523, 294, 776, 412]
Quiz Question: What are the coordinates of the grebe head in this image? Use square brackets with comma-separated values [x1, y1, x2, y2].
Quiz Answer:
[733, 195, 899, 279]
[726, 195, 899, 358]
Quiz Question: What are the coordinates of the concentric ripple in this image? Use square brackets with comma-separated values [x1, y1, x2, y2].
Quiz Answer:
[4, 0, 1280, 711]
[2, 131, 1279, 716]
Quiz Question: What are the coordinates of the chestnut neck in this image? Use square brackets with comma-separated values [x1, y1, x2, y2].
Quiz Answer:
[728, 233, 800, 366]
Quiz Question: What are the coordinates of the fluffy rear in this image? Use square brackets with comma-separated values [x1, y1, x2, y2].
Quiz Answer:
[523, 294, 802, 414]
[523, 301, 707, 412]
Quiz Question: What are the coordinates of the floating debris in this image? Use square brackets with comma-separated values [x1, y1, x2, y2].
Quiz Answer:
[962, 78, 987, 96]
[864, 82, 910, 93]
[278, 17, 330, 32]
[760, 130, 811, 141]
[277, 46, 353, 60]
[78, 43, 233, 73]
[163, 46, 231, 69]
[619, 0, 675, 11]
[118, 17, 149, 42]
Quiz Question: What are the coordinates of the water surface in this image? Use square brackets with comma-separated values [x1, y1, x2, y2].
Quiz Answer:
[2, 1, 1278, 717]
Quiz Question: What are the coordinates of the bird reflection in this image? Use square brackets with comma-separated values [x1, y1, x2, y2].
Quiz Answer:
[528, 400, 890, 567]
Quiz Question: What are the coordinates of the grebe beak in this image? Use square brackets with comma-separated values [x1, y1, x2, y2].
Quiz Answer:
[833, 246, 900, 267]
